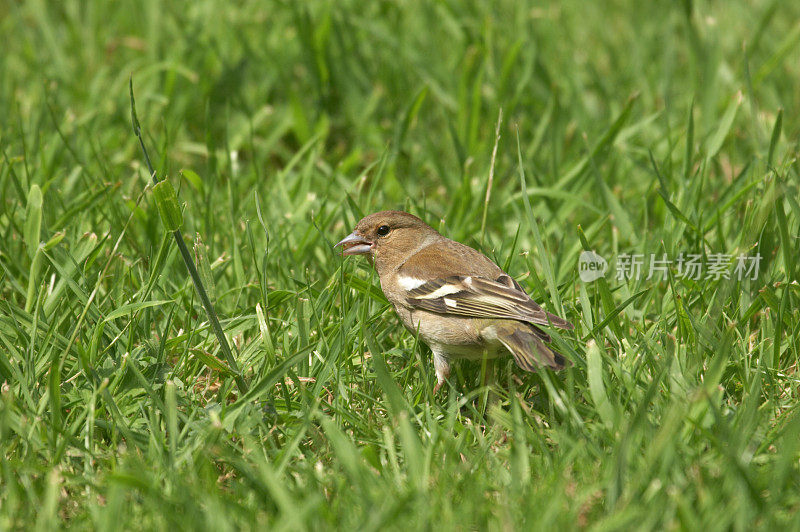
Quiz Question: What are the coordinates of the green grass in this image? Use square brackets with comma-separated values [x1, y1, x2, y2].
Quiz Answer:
[2, 0, 800, 528]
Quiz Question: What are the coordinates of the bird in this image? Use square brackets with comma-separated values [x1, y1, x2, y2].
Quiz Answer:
[336, 210, 573, 393]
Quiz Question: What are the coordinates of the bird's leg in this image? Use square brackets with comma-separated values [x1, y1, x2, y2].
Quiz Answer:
[480, 357, 496, 388]
[432, 349, 450, 394]
[479, 354, 497, 414]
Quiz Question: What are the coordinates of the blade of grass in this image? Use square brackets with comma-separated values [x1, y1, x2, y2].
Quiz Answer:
[129, 78, 247, 394]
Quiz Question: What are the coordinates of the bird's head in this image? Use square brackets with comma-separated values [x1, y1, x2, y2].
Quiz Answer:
[336, 210, 440, 267]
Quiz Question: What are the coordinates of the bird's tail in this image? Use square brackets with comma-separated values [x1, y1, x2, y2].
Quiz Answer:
[494, 322, 570, 372]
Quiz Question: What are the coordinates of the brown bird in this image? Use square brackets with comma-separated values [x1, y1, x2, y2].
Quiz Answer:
[336, 210, 573, 392]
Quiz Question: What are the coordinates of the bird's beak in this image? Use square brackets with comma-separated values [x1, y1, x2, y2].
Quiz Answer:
[335, 232, 373, 255]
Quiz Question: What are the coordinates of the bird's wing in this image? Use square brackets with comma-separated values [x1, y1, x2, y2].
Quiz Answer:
[405, 274, 573, 330]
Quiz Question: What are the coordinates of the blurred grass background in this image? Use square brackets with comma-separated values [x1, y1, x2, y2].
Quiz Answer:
[1, 0, 800, 528]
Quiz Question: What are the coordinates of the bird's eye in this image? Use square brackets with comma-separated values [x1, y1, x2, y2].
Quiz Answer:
[376, 225, 391, 236]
